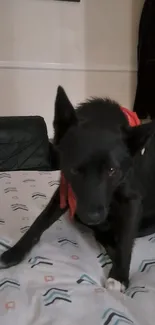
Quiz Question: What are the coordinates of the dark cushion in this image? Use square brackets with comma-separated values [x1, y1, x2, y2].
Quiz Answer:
[0, 116, 52, 171]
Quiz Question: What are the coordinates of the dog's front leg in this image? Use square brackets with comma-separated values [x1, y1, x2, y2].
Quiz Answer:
[0, 187, 66, 269]
[106, 189, 141, 292]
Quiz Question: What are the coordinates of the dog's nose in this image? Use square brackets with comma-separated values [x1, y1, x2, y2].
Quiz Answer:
[88, 212, 100, 219]
[88, 207, 104, 221]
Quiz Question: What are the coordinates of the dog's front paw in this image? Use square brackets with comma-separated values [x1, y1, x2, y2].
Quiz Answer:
[0, 248, 22, 269]
[0, 255, 8, 269]
[105, 278, 126, 293]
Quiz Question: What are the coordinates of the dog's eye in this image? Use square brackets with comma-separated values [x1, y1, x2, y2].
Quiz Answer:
[108, 167, 116, 177]
[71, 168, 78, 175]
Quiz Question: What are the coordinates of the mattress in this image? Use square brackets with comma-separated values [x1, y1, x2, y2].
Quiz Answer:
[0, 171, 155, 325]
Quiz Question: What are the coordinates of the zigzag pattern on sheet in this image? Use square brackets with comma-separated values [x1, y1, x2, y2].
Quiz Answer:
[139, 259, 155, 272]
[22, 179, 36, 183]
[20, 226, 30, 234]
[0, 278, 20, 292]
[43, 287, 72, 306]
[11, 204, 29, 212]
[97, 252, 112, 268]
[32, 192, 47, 199]
[0, 239, 11, 250]
[77, 274, 97, 285]
[58, 237, 78, 247]
[28, 256, 53, 268]
[4, 187, 17, 193]
[48, 180, 60, 187]
[0, 173, 11, 179]
[126, 286, 149, 298]
[148, 235, 155, 243]
[102, 308, 134, 325]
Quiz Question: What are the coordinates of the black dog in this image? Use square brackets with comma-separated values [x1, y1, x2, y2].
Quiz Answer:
[1, 86, 155, 292]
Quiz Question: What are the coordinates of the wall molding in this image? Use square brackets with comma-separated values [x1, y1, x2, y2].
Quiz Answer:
[0, 61, 137, 73]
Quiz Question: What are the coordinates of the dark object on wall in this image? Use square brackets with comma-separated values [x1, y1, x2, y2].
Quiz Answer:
[133, 0, 155, 119]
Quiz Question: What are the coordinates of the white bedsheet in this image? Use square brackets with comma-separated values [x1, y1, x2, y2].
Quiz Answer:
[0, 171, 155, 325]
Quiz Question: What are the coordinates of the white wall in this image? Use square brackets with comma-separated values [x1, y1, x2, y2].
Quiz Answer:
[0, 0, 144, 137]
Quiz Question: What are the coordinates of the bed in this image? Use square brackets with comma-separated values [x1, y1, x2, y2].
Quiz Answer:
[0, 116, 155, 325]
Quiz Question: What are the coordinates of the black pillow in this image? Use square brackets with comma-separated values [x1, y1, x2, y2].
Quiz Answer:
[0, 116, 51, 171]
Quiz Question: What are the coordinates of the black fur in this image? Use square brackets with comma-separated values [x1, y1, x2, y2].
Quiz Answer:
[1, 86, 155, 289]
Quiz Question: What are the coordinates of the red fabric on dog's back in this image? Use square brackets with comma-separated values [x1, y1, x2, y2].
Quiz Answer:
[60, 107, 140, 219]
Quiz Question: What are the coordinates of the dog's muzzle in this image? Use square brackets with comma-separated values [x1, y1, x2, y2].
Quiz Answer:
[78, 206, 105, 226]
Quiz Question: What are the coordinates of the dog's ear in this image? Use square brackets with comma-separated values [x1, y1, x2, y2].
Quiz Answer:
[125, 121, 155, 155]
[53, 86, 77, 145]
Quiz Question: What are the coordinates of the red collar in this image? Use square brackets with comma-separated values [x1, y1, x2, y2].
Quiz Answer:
[60, 172, 76, 219]
[60, 107, 140, 219]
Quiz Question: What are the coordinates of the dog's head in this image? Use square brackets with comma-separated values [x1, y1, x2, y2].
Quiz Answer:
[53, 86, 155, 226]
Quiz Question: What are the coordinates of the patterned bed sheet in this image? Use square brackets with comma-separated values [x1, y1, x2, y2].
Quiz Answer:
[0, 171, 155, 325]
